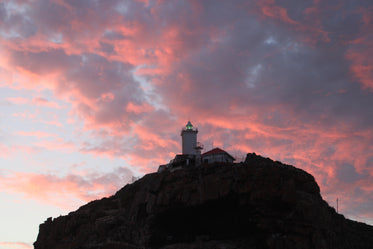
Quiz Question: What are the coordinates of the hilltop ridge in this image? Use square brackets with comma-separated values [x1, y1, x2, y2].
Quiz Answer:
[34, 153, 373, 249]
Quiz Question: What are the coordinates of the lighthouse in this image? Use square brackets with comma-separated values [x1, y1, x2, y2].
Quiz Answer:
[157, 121, 233, 172]
[181, 121, 202, 156]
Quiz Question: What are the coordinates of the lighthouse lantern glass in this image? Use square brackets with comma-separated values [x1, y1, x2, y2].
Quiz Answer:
[186, 123, 193, 130]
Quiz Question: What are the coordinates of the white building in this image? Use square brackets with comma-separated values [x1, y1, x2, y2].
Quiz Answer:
[181, 121, 203, 156]
[158, 122, 236, 172]
[201, 147, 235, 164]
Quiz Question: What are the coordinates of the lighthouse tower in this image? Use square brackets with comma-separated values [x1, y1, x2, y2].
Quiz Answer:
[181, 121, 202, 155]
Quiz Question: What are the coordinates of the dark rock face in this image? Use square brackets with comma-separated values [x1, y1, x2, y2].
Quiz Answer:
[34, 153, 373, 249]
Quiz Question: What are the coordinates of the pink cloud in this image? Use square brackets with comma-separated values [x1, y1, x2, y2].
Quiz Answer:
[346, 38, 373, 90]
[12, 112, 36, 119]
[6, 96, 63, 110]
[40, 120, 63, 127]
[6, 97, 29, 105]
[0, 66, 13, 86]
[0, 0, 372, 225]
[126, 101, 154, 114]
[99, 92, 115, 102]
[32, 97, 63, 109]
[0, 143, 11, 158]
[0, 242, 32, 249]
[0, 167, 133, 209]
[257, 0, 298, 25]
[33, 138, 74, 152]
[243, 0, 333, 45]
[16, 131, 58, 138]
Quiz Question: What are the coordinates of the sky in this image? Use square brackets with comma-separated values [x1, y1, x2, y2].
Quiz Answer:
[0, 0, 372, 248]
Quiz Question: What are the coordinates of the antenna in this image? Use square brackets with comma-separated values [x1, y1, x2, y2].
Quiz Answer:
[337, 198, 339, 213]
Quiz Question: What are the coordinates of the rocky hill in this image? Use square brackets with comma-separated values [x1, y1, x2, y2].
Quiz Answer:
[34, 153, 373, 249]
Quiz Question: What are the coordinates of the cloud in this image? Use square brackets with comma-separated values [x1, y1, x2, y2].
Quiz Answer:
[346, 36, 373, 90]
[0, 0, 372, 224]
[0, 167, 134, 209]
[0, 242, 32, 249]
[6, 97, 29, 105]
[126, 101, 154, 114]
[16, 131, 58, 138]
[6, 96, 63, 109]
[34, 138, 75, 152]
[335, 163, 366, 183]
[32, 97, 63, 109]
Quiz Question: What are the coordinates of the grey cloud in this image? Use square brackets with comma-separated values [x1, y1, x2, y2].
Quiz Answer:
[0, 2, 37, 38]
[9, 49, 79, 75]
[2, 0, 373, 188]
[99, 42, 116, 55]
[335, 163, 365, 183]
[156, 0, 373, 131]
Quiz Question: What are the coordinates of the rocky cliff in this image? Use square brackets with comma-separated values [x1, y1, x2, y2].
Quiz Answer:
[34, 153, 373, 249]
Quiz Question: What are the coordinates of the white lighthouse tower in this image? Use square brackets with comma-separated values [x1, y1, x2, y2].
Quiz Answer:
[181, 121, 202, 156]
[158, 121, 204, 172]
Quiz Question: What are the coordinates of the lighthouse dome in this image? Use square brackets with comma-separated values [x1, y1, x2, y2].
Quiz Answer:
[186, 121, 193, 130]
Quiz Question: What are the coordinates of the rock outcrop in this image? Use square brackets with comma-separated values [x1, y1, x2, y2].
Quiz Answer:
[34, 153, 373, 249]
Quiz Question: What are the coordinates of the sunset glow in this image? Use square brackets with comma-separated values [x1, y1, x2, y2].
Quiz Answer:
[0, 0, 372, 248]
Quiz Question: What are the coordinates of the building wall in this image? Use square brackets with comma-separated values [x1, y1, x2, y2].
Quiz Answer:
[202, 153, 234, 164]
[182, 130, 197, 155]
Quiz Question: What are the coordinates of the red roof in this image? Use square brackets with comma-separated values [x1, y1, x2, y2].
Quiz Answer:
[202, 147, 235, 160]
